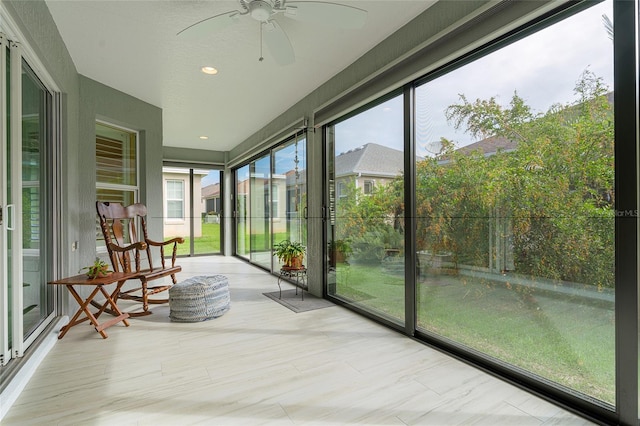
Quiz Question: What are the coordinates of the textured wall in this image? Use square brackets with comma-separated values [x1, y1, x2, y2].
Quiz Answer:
[78, 76, 164, 262]
[163, 146, 226, 166]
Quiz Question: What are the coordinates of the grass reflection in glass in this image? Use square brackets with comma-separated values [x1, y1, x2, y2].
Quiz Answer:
[336, 262, 614, 404]
[334, 260, 405, 324]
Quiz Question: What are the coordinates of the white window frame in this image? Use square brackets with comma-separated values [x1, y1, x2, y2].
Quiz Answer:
[95, 121, 139, 250]
[364, 180, 374, 195]
[165, 179, 185, 220]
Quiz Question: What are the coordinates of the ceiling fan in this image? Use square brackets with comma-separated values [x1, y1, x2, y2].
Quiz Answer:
[177, 0, 368, 66]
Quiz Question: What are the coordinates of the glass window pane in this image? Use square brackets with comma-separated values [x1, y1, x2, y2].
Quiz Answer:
[96, 188, 136, 206]
[165, 179, 184, 219]
[197, 169, 222, 255]
[236, 165, 250, 259]
[234, 135, 308, 273]
[167, 200, 183, 219]
[250, 155, 272, 269]
[21, 60, 53, 339]
[328, 94, 405, 325]
[96, 123, 136, 187]
[95, 188, 136, 245]
[415, 1, 614, 405]
[163, 167, 222, 256]
[272, 136, 307, 269]
[95, 123, 137, 247]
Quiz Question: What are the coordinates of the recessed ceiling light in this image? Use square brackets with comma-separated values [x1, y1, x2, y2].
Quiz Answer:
[201, 66, 218, 75]
[199, 136, 209, 140]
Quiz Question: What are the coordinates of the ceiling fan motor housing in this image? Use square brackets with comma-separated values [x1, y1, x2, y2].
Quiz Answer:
[249, 0, 273, 22]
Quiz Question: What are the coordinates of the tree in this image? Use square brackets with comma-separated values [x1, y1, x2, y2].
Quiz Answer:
[417, 69, 614, 287]
[335, 178, 404, 263]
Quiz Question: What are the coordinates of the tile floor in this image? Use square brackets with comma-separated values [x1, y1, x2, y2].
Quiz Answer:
[3, 256, 595, 425]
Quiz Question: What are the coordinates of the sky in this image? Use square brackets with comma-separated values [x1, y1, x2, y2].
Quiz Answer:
[201, 169, 221, 187]
[335, 0, 614, 157]
[216, 137, 307, 185]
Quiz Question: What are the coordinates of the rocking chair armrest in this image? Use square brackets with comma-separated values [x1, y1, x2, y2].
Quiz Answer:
[107, 241, 148, 253]
[145, 237, 185, 247]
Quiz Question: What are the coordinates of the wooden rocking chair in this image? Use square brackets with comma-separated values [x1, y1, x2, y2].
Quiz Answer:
[96, 201, 184, 316]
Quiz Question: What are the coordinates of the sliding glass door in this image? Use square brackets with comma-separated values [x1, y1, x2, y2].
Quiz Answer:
[272, 138, 306, 269]
[233, 133, 307, 273]
[1, 42, 12, 364]
[414, 0, 614, 405]
[326, 95, 405, 325]
[250, 156, 271, 269]
[1, 38, 56, 365]
[20, 59, 54, 341]
[162, 166, 222, 256]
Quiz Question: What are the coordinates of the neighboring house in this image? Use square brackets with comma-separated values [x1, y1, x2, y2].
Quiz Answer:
[453, 135, 518, 157]
[284, 168, 307, 213]
[202, 182, 221, 220]
[162, 167, 208, 238]
[234, 172, 290, 235]
[334, 143, 405, 198]
[332, 142, 515, 273]
[434, 135, 518, 167]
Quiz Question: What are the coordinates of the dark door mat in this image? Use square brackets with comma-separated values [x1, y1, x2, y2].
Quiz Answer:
[263, 289, 335, 313]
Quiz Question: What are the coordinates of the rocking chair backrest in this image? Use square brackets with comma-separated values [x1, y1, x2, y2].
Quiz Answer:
[96, 201, 152, 273]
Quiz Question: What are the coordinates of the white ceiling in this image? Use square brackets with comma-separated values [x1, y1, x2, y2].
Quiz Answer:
[45, 0, 434, 152]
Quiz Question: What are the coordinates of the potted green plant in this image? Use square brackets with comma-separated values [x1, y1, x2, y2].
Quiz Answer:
[329, 239, 352, 265]
[273, 239, 305, 269]
[81, 258, 112, 279]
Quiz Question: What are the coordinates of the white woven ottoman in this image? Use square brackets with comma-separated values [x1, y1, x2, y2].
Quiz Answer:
[169, 275, 230, 322]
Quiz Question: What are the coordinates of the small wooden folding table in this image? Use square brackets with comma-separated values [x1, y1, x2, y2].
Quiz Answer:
[49, 272, 135, 339]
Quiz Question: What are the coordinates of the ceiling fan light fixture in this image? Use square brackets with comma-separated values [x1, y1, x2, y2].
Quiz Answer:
[249, 0, 273, 22]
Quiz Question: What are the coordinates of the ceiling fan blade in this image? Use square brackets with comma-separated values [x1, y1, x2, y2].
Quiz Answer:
[177, 10, 242, 38]
[262, 20, 295, 65]
[284, 1, 367, 29]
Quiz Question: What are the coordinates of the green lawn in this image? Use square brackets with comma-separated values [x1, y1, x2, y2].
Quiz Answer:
[333, 262, 615, 405]
[176, 223, 295, 257]
[175, 223, 221, 256]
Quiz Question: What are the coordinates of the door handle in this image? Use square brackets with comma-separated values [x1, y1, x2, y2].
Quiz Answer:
[6, 204, 14, 230]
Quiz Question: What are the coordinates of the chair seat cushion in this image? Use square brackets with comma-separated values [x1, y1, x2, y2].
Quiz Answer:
[169, 275, 230, 322]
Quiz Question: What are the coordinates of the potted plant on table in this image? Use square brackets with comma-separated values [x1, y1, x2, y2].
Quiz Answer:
[329, 239, 352, 266]
[81, 258, 112, 279]
[274, 239, 305, 269]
